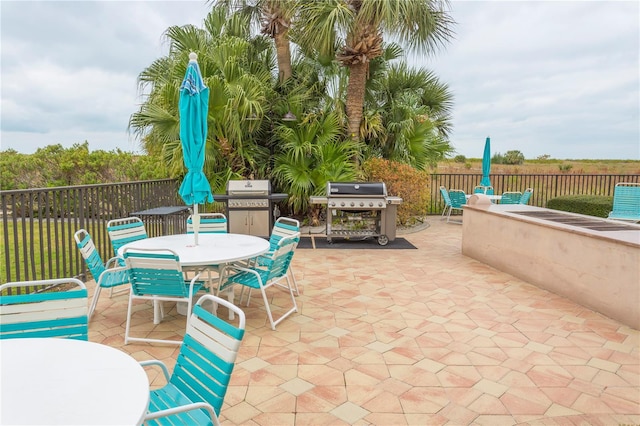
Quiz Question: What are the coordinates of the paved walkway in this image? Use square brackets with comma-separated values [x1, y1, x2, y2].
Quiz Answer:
[88, 218, 639, 425]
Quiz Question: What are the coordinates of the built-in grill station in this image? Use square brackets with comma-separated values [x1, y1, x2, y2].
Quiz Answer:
[310, 182, 402, 245]
[214, 180, 287, 238]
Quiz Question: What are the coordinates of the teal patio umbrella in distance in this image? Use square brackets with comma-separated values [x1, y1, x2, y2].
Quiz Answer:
[178, 52, 213, 245]
[480, 136, 492, 187]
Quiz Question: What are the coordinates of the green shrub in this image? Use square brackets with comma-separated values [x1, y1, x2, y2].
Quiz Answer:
[546, 195, 613, 218]
[504, 150, 525, 165]
[453, 155, 466, 163]
[363, 158, 430, 226]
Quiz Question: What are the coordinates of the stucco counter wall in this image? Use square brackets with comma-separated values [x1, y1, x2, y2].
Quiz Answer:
[461, 201, 640, 329]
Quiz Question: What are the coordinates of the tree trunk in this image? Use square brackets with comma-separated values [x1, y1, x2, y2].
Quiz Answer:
[345, 62, 368, 140]
[275, 30, 292, 83]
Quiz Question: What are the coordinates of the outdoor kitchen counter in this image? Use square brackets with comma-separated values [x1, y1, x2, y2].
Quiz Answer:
[462, 201, 640, 329]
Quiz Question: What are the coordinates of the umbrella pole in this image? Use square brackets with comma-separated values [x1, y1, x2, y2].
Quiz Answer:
[193, 203, 200, 245]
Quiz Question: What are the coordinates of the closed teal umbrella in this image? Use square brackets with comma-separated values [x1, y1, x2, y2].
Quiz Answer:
[480, 136, 491, 187]
[178, 52, 213, 245]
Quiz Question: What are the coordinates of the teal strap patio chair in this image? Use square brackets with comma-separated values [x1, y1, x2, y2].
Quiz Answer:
[123, 247, 205, 345]
[519, 188, 533, 204]
[447, 189, 466, 223]
[186, 213, 228, 234]
[218, 233, 299, 330]
[500, 191, 522, 204]
[608, 182, 640, 222]
[0, 278, 88, 340]
[254, 217, 301, 295]
[75, 229, 130, 321]
[140, 294, 245, 426]
[185, 213, 228, 290]
[439, 186, 453, 220]
[473, 185, 493, 195]
[107, 217, 148, 265]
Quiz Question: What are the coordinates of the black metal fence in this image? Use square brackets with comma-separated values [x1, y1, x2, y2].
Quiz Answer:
[2, 174, 638, 285]
[428, 173, 639, 214]
[1, 179, 184, 284]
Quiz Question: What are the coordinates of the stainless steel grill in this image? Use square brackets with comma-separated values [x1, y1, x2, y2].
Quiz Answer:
[310, 182, 403, 245]
[217, 180, 287, 237]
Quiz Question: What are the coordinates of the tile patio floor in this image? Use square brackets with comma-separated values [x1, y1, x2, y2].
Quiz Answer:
[88, 217, 640, 425]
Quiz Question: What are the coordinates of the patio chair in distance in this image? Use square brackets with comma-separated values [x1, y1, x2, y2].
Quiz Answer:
[439, 186, 453, 220]
[608, 182, 640, 222]
[474, 185, 495, 195]
[75, 229, 130, 321]
[447, 189, 467, 224]
[184, 213, 228, 289]
[519, 188, 534, 204]
[500, 191, 523, 204]
[0, 278, 88, 340]
[106, 217, 148, 264]
[123, 247, 205, 345]
[140, 294, 245, 426]
[186, 212, 228, 234]
[218, 232, 300, 330]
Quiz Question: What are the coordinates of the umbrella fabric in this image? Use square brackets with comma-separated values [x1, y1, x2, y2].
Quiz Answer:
[480, 137, 491, 187]
[178, 54, 213, 207]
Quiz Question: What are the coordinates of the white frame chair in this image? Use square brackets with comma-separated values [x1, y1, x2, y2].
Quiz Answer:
[0, 278, 88, 340]
[75, 229, 130, 321]
[184, 213, 228, 290]
[140, 294, 245, 426]
[253, 217, 301, 295]
[106, 217, 148, 262]
[218, 233, 300, 330]
[447, 189, 466, 223]
[123, 247, 204, 345]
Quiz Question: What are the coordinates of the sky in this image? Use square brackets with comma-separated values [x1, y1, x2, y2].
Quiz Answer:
[1, 1, 638, 160]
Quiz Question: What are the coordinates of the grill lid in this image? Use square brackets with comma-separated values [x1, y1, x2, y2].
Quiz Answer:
[227, 180, 271, 195]
[327, 182, 387, 197]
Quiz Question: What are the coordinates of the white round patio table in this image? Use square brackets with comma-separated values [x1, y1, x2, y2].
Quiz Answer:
[119, 233, 270, 320]
[118, 233, 270, 267]
[466, 194, 502, 202]
[0, 338, 149, 425]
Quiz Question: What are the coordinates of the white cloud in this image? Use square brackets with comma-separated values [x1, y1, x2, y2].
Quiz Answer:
[1, 0, 638, 159]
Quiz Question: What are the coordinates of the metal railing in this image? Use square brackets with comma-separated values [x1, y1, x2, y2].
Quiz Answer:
[2, 174, 638, 285]
[1, 179, 184, 284]
[428, 173, 639, 214]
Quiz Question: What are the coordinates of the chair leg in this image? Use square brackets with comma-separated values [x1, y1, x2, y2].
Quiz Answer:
[88, 286, 103, 321]
[124, 291, 134, 344]
[441, 205, 448, 220]
[263, 276, 299, 330]
[288, 266, 299, 296]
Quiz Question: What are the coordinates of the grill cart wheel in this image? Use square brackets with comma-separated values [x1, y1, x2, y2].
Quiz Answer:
[377, 235, 389, 246]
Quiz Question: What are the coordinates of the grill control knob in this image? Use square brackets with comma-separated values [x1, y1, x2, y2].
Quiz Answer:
[359, 202, 364, 207]
[329, 201, 335, 207]
[369, 202, 374, 207]
[350, 202, 355, 207]
[340, 202, 345, 207]
[378, 202, 383, 207]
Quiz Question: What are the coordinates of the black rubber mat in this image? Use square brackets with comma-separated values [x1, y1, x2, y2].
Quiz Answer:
[297, 236, 417, 249]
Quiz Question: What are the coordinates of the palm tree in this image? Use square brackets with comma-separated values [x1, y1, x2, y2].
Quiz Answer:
[294, 0, 455, 141]
[128, 7, 276, 191]
[211, 0, 296, 83]
[272, 110, 361, 215]
[365, 59, 454, 169]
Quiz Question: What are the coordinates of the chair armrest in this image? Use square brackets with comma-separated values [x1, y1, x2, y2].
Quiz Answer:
[221, 264, 256, 275]
[144, 402, 220, 426]
[187, 273, 202, 296]
[139, 359, 171, 381]
[105, 256, 122, 269]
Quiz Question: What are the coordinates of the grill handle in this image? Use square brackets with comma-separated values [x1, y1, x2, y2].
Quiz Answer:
[228, 191, 269, 196]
